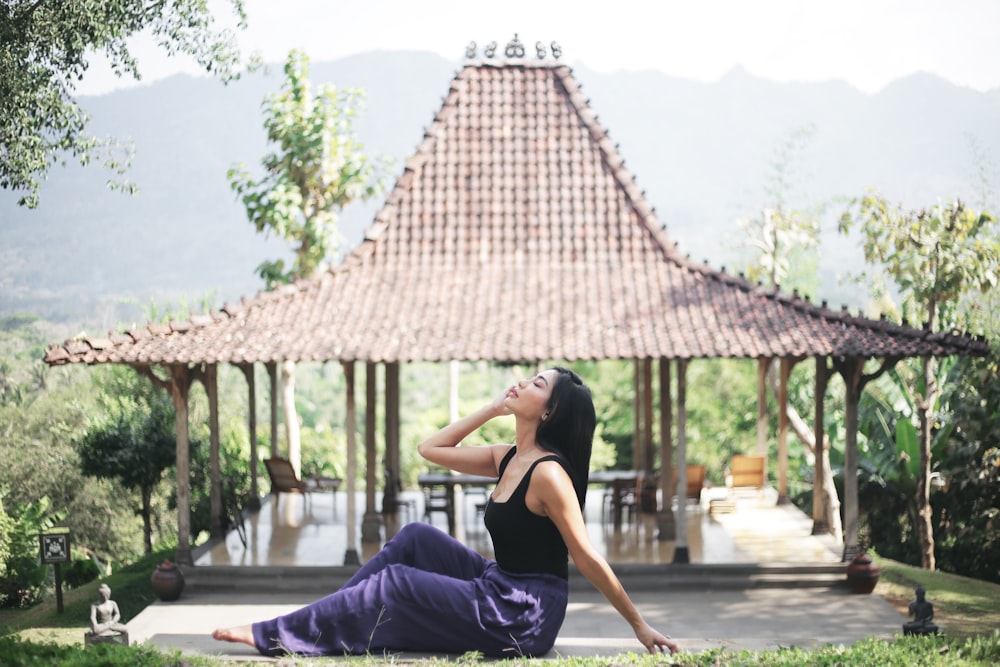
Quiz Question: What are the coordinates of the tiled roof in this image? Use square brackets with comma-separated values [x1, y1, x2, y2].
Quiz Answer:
[44, 60, 992, 366]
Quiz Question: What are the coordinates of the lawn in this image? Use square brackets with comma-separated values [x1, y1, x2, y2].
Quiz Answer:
[1, 551, 999, 666]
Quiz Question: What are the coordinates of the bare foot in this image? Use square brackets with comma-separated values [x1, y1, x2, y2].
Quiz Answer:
[212, 625, 255, 647]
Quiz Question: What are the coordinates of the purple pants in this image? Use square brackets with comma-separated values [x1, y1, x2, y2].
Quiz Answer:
[251, 522, 568, 657]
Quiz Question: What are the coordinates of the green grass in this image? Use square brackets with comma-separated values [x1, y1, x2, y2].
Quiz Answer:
[1, 553, 999, 665]
[872, 554, 1000, 640]
[0, 547, 169, 646]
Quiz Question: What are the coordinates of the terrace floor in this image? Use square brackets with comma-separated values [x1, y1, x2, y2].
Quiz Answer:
[194, 484, 844, 568]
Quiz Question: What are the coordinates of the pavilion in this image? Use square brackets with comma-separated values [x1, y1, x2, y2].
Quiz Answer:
[45, 36, 991, 567]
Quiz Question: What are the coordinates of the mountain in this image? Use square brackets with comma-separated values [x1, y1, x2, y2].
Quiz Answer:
[2, 51, 997, 327]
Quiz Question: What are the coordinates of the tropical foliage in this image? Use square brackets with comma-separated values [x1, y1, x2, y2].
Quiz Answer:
[227, 48, 391, 287]
[75, 367, 178, 554]
[0, 0, 247, 208]
[841, 195, 999, 570]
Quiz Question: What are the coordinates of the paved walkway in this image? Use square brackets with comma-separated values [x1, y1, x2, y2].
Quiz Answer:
[125, 489, 905, 659]
[127, 581, 904, 659]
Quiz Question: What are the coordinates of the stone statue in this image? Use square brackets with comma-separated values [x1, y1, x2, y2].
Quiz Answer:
[902, 586, 940, 636]
[85, 583, 129, 646]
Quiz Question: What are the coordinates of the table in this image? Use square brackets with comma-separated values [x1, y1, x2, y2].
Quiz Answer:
[418, 470, 657, 534]
[589, 470, 657, 529]
[309, 476, 342, 516]
[417, 473, 497, 536]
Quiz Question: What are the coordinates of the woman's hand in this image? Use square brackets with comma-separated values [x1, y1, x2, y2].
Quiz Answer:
[489, 385, 515, 417]
[635, 622, 678, 655]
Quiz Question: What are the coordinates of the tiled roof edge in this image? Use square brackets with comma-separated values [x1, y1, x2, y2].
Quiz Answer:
[551, 65, 685, 273]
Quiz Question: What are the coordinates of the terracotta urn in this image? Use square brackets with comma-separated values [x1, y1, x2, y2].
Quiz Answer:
[151, 560, 185, 601]
[846, 552, 880, 594]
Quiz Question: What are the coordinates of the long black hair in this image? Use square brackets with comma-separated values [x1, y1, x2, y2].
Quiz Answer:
[535, 367, 595, 508]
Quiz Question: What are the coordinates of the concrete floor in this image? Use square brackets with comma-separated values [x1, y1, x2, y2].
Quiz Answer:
[121, 486, 898, 659]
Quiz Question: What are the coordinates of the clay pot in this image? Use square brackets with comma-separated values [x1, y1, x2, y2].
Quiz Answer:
[151, 560, 185, 601]
[846, 552, 880, 594]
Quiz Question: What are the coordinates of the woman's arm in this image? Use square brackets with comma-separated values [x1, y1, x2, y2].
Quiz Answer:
[416, 391, 511, 478]
[529, 463, 679, 655]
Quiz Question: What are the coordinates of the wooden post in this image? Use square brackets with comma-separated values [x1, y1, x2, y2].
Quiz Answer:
[342, 361, 360, 565]
[756, 358, 771, 499]
[672, 359, 690, 563]
[657, 358, 675, 539]
[238, 363, 261, 511]
[266, 361, 279, 458]
[632, 360, 641, 471]
[777, 357, 792, 505]
[206, 364, 224, 538]
[362, 362, 382, 543]
[642, 358, 654, 475]
[812, 356, 832, 535]
[840, 356, 864, 560]
[168, 365, 193, 565]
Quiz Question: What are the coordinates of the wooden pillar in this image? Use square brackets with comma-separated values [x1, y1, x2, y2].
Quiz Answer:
[449, 361, 466, 541]
[840, 356, 864, 561]
[238, 363, 261, 511]
[641, 358, 654, 475]
[342, 361, 360, 565]
[672, 359, 690, 563]
[384, 362, 400, 537]
[812, 356, 832, 535]
[265, 361, 279, 458]
[206, 364, 224, 538]
[756, 358, 770, 486]
[362, 362, 382, 543]
[632, 360, 641, 470]
[657, 358, 675, 539]
[168, 365, 193, 565]
[385, 363, 400, 480]
[776, 357, 792, 505]
[280, 360, 301, 477]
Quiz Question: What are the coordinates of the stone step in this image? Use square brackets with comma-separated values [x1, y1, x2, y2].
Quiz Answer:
[181, 562, 849, 594]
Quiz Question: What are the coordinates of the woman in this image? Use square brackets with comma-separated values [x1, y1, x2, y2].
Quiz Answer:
[213, 367, 677, 657]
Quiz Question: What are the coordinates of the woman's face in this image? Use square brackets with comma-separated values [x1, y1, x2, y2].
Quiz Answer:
[504, 369, 558, 421]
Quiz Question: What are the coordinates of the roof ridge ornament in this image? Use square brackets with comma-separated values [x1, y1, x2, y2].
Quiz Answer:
[464, 35, 562, 61]
[505, 34, 525, 58]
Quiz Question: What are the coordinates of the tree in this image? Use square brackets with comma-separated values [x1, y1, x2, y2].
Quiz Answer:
[228, 49, 389, 286]
[228, 49, 390, 475]
[0, 492, 65, 608]
[75, 367, 178, 554]
[0, 0, 247, 208]
[840, 195, 999, 569]
[738, 123, 821, 292]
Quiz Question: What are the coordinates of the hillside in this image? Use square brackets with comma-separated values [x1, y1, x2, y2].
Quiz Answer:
[2, 50, 997, 326]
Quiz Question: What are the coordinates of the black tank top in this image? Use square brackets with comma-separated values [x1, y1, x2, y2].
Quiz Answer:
[483, 449, 570, 579]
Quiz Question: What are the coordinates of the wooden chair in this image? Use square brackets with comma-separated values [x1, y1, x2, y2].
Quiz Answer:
[264, 458, 341, 512]
[421, 481, 454, 531]
[672, 465, 706, 504]
[382, 466, 416, 522]
[729, 454, 766, 491]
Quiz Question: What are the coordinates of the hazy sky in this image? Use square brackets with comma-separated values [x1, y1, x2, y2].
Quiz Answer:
[78, 0, 1000, 96]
